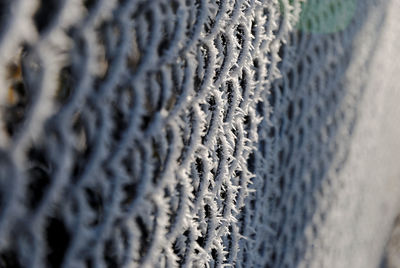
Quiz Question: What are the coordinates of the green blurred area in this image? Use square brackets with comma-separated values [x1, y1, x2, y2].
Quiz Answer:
[279, 0, 357, 33]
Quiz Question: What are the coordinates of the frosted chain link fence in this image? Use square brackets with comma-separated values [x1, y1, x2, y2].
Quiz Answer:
[0, 0, 396, 267]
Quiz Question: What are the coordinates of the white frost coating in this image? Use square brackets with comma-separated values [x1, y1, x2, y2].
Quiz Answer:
[0, 0, 398, 268]
[0, 0, 39, 146]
